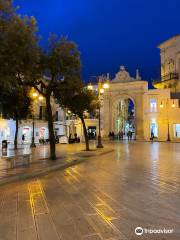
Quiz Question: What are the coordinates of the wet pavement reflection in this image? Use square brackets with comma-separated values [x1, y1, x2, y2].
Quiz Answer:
[0, 142, 97, 171]
[0, 141, 180, 239]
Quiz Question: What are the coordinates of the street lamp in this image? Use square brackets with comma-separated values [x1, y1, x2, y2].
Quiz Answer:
[172, 101, 176, 108]
[160, 102, 164, 108]
[88, 76, 109, 148]
[30, 89, 44, 148]
[159, 99, 175, 142]
[103, 82, 109, 89]
[87, 83, 93, 91]
[38, 96, 43, 101]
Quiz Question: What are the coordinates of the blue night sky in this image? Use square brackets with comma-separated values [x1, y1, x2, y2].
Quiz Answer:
[14, 0, 180, 85]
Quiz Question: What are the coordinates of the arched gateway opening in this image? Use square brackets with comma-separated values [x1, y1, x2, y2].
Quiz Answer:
[112, 97, 135, 139]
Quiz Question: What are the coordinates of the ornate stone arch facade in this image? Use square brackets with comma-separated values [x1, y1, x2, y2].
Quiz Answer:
[102, 66, 148, 139]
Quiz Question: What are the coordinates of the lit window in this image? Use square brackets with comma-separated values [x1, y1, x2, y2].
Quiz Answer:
[150, 99, 157, 112]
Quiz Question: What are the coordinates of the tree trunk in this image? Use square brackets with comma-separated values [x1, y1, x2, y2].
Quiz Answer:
[14, 117, 18, 150]
[80, 116, 90, 151]
[46, 94, 56, 160]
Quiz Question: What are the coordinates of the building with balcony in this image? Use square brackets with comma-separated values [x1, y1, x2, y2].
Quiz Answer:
[153, 35, 180, 92]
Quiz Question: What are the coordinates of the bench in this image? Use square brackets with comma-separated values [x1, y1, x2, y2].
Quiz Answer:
[4, 154, 31, 168]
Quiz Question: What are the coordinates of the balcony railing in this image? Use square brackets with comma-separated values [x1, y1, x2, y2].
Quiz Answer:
[162, 73, 179, 81]
[153, 73, 179, 85]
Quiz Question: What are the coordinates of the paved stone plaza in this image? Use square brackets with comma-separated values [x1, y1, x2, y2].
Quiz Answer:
[0, 141, 180, 240]
[0, 142, 112, 184]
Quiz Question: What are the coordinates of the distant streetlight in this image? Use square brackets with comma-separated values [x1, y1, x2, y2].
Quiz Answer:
[172, 101, 176, 108]
[32, 92, 38, 98]
[99, 88, 105, 94]
[88, 76, 109, 148]
[103, 82, 109, 89]
[87, 83, 93, 91]
[30, 89, 44, 148]
[160, 102, 164, 108]
[38, 96, 43, 101]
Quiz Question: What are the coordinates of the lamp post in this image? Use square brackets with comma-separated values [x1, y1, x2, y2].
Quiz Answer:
[30, 90, 43, 148]
[88, 76, 109, 148]
[160, 99, 175, 142]
[31, 113, 36, 148]
[167, 122, 170, 142]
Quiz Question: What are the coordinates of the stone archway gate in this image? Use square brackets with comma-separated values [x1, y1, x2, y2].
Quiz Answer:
[102, 66, 148, 140]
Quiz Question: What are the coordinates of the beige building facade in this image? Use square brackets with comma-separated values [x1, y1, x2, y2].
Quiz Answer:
[101, 64, 180, 141]
[153, 34, 180, 92]
[143, 88, 180, 141]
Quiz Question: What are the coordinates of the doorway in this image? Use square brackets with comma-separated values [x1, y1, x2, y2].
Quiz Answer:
[150, 119, 158, 137]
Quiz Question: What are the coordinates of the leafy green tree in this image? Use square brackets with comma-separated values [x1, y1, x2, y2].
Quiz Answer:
[56, 86, 98, 151]
[26, 36, 81, 160]
[0, 1, 81, 160]
[0, 0, 39, 149]
[1, 86, 32, 149]
[0, 0, 39, 85]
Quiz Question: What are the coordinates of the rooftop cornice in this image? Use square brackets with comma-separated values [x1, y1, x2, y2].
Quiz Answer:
[158, 34, 180, 49]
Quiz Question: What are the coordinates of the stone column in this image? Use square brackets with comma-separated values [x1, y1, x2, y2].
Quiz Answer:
[135, 94, 144, 140]
[102, 94, 110, 137]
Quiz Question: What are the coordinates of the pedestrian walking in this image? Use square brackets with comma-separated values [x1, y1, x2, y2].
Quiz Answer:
[108, 132, 112, 140]
[111, 131, 115, 140]
[22, 134, 25, 144]
[127, 131, 131, 141]
[118, 130, 123, 140]
[150, 132, 154, 142]
[121, 131, 124, 140]
[118, 131, 121, 140]
[130, 131, 133, 140]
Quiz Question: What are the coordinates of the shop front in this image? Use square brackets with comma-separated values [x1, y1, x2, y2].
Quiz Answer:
[19, 122, 49, 144]
[0, 119, 15, 145]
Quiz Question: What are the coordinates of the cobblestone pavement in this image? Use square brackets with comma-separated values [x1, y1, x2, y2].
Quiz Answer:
[0, 142, 111, 184]
[0, 142, 98, 178]
[0, 141, 180, 240]
[0, 142, 97, 167]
